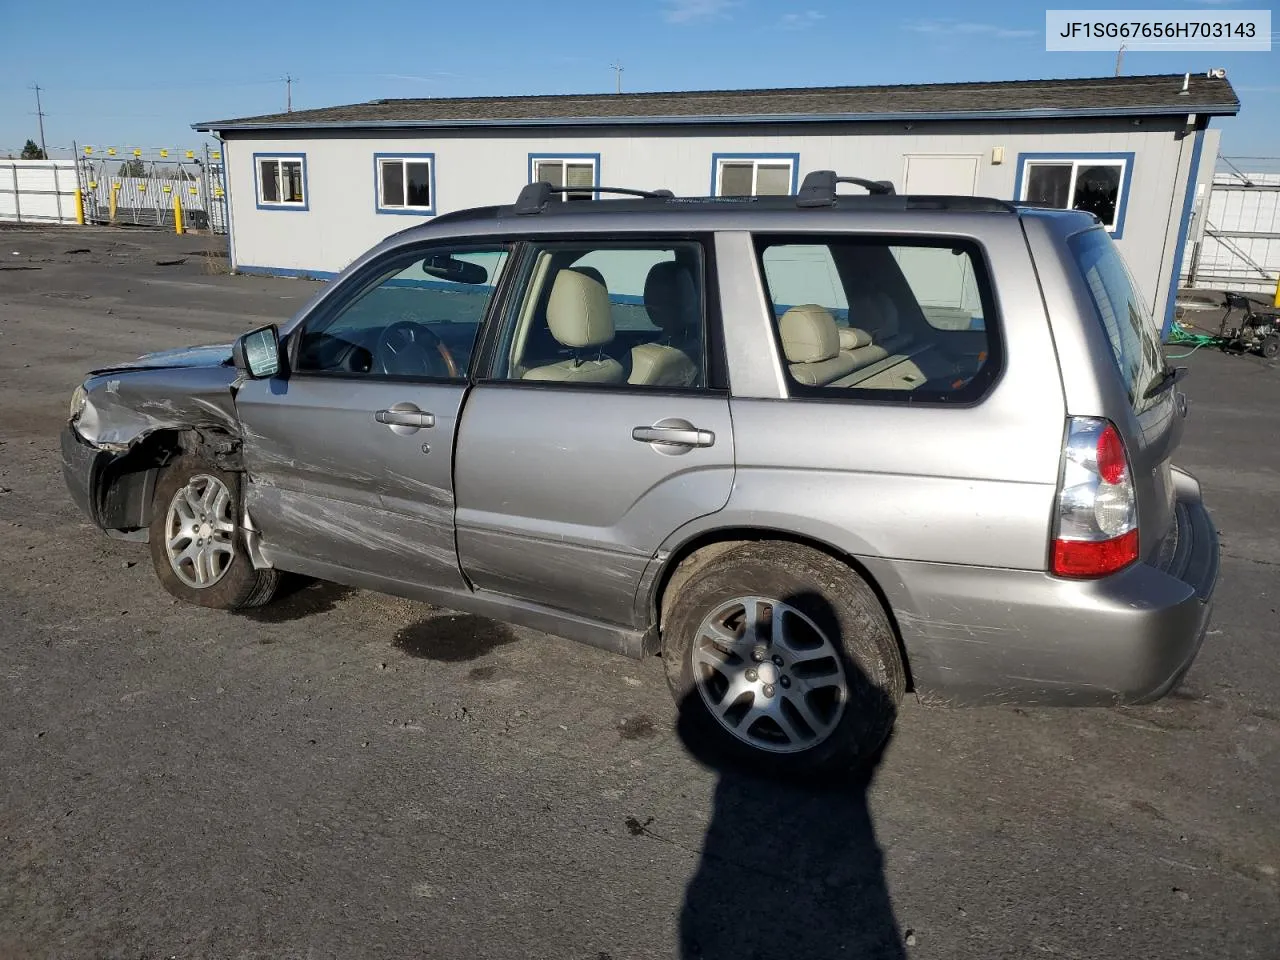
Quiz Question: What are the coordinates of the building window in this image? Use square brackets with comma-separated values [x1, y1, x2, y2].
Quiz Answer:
[1015, 153, 1134, 238]
[528, 155, 599, 201]
[255, 154, 306, 210]
[375, 153, 435, 215]
[711, 154, 799, 197]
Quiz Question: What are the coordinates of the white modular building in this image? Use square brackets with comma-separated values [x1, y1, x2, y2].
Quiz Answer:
[195, 72, 1240, 337]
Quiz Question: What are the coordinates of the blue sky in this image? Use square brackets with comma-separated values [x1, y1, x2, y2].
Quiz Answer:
[1, 0, 1276, 159]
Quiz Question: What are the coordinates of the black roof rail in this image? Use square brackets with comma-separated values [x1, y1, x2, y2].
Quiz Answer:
[796, 170, 896, 207]
[514, 181, 675, 215]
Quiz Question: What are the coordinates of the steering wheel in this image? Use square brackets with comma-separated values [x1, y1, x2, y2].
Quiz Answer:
[374, 320, 459, 378]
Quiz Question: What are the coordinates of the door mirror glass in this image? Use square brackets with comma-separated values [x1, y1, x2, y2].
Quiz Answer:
[233, 324, 281, 378]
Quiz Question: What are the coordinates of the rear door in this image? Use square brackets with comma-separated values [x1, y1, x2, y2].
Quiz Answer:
[234, 243, 512, 588]
[453, 235, 734, 627]
[1067, 227, 1182, 557]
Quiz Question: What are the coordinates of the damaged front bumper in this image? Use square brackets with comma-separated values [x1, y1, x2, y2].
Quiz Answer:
[61, 422, 112, 528]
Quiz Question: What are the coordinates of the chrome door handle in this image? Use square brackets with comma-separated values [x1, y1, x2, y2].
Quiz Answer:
[375, 409, 435, 427]
[632, 424, 715, 448]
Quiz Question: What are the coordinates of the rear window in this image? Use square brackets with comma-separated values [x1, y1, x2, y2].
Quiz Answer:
[1068, 227, 1163, 411]
[755, 235, 1000, 403]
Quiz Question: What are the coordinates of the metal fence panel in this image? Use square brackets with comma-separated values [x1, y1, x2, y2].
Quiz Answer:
[0, 159, 78, 224]
[1182, 167, 1280, 295]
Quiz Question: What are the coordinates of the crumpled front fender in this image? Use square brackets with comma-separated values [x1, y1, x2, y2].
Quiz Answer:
[74, 364, 243, 450]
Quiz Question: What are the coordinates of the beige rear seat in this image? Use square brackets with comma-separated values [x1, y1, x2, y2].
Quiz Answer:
[780, 304, 858, 386]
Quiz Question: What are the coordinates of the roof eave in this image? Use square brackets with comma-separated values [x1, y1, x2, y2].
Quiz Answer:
[192, 102, 1240, 133]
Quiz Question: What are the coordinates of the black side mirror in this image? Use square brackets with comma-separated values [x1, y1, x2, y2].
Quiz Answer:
[232, 324, 281, 379]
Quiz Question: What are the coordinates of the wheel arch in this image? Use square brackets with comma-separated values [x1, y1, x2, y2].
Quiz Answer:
[647, 526, 915, 693]
[94, 426, 242, 538]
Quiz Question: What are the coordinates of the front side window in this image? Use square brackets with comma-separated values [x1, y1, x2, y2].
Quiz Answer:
[376, 154, 434, 214]
[1018, 154, 1131, 236]
[256, 154, 306, 209]
[756, 235, 999, 403]
[530, 155, 598, 201]
[1068, 227, 1162, 412]
[713, 154, 797, 197]
[294, 246, 509, 379]
[491, 240, 707, 390]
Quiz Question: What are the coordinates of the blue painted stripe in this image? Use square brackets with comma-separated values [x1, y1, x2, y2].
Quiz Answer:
[1161, 128, 1205, 342]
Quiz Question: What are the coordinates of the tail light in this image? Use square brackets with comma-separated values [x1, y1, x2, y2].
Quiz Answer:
[1051, 417, 1138, 578]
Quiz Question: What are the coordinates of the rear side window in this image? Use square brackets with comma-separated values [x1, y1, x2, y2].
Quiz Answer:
[755, 236, 1000, 403]
[1068, 228, 1162, 411]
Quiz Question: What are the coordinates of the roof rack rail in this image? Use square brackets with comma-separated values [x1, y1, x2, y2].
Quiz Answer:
[796, 170, 896, 207]
[514, 182, 675, 215]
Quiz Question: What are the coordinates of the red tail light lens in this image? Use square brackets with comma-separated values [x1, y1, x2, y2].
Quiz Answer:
[1096, 424, 1126, 485]
[1052, 529, 1139, 578]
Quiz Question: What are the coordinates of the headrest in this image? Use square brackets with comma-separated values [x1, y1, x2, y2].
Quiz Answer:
[780, 304, 840, 364]
[644, 261, 698, 335]
[571, 265, 607, 291]
[547, 269, 614, 349]
[838, 326, 873, 350]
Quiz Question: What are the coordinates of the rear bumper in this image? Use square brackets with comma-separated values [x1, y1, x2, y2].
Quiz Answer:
[863, 467, 1220, 706]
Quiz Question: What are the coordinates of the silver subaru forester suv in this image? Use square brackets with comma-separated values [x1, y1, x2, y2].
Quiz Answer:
[62, 173, 1220, 775]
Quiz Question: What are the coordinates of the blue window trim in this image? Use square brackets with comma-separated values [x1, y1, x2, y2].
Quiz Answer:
[1161, 129, 1204, 341]
[1012, 151, 1135, 240]
[527, 153, 602, 198]
[374, 152, 437, 216]
[710, 152, 801, 196]
[252, 152, 309, 212]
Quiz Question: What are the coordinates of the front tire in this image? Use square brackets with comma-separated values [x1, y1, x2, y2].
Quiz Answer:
[1260, 335, 1279, 360]
[662, 542, 905, 777]
[148, 456, 280, 610]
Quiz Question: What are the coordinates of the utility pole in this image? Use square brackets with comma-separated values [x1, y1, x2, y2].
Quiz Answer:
[1114, 44, 1126, 76]
[610, 63, 623, 94]
[31, 84, 48, 158]
[284, 74, 294, 113]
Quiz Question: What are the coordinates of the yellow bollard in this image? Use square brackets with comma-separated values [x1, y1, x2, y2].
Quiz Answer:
[173, 194, 184, 235]
[109, 183, 119, 223]
[74, 188, 85, 225]
[1274, 273, 1279, 309]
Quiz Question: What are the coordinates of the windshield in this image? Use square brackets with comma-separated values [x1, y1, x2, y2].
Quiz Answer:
[1068, 227, 1164, 411]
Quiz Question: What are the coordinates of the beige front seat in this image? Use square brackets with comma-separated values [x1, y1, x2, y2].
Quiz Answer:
[780, 304, 858, 386]
[522, 269, 625, 384]
[628, 261, 700, 387]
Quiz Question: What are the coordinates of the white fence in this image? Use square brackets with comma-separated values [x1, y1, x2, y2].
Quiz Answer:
[1182, 169, 1280, 296]
[0, 159, 80, 224]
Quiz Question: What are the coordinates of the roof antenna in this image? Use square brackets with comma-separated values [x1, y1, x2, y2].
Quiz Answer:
[610, 62, 623, 94]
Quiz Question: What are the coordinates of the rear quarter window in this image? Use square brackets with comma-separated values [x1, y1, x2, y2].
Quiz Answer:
[755, 235, 1001, 404]
[1067, 227, 1163, 411]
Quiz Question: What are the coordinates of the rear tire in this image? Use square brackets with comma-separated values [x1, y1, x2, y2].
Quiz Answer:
[1260, 335, 1280, 360]
[661, 542, 905, 778]
[148, 456, 280, 610]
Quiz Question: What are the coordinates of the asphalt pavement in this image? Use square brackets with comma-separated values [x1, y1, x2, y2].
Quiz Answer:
[1, 225, 1276, 959]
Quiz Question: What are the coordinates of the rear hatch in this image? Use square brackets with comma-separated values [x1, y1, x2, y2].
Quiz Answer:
[1066, 227, 1182, 564]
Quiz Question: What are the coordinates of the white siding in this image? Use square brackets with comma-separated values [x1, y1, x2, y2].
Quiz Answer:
[224, 117, 1198, 328]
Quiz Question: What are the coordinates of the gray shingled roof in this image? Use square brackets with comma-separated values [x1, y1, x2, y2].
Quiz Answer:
[194, 74, 1239, 131]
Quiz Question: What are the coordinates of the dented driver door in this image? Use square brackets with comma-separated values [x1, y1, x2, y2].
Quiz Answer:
[233, 244, 512, 591]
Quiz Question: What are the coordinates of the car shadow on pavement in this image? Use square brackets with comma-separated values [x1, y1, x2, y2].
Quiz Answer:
[675, 591, 906, 960]
[234, 576, 354, 624]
